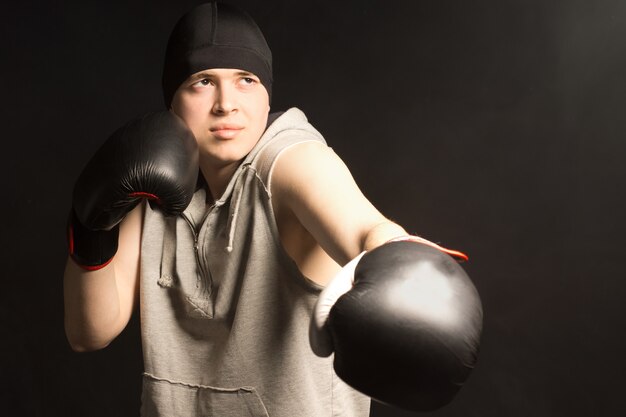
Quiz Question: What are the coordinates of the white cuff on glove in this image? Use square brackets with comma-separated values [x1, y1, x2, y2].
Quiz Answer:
[309, 251, 366, 357]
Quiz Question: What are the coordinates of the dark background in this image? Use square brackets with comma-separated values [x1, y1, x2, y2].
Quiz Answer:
[2, 0, 625, 416]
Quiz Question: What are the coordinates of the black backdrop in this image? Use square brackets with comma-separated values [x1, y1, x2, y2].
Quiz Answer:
[3, 0, 626, 416]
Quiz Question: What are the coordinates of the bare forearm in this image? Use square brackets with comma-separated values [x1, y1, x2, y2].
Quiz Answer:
[361, 220, 408, 252]
[63, 204, 142, 351]
[63, 259, 127, 351]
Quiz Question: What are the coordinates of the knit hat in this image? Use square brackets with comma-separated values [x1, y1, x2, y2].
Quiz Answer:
[162, 1, 273, 107]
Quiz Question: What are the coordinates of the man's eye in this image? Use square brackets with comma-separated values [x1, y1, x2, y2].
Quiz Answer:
[193, 79, 212, 87]
[242, 77, 257, 85]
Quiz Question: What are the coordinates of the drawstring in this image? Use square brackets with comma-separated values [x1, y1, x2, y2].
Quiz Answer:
[157, 187, 207, 288]
[158, 216, 177, 288]
[225, 164, 250, 253]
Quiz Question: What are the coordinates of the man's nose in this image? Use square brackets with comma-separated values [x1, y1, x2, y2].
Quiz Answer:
[211, 84, 237, 114]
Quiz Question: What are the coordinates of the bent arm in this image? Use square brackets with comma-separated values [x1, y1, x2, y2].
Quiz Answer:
[63, 203, 143, 352]
[271, 141, 408, 266]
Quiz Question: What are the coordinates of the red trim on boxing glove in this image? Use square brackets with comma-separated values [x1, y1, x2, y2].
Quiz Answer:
[387, 235, 469, 261]
[128, 191, 162, 205]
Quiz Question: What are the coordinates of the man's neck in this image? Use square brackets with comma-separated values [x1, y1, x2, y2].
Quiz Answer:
[200, 160, 240, 203]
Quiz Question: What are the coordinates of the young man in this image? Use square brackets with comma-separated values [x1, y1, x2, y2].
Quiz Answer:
[64, 2, 482, 416]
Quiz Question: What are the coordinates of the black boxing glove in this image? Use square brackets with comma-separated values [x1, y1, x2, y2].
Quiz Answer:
[68, 111, 198, 270]
[310, 236, 482, 411]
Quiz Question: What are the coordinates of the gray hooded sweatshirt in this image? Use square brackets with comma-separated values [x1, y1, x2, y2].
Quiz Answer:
[139, 108, 370, 416]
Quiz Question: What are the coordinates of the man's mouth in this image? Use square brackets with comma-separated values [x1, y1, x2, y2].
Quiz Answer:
[210, 124, 244, 139]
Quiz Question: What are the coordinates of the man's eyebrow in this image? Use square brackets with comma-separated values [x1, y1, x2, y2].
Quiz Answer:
[188, 70, 258, 81]
[189, 71, 214, 81]
[235, 70, 256, 77]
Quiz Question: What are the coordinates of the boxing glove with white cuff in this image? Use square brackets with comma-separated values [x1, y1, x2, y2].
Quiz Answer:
[310, 236, 482, 411]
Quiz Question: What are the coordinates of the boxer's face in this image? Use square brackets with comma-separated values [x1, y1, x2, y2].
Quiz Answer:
[171, 68, 270, 168]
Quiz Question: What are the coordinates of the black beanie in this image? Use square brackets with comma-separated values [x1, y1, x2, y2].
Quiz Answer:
[162, 2, 273, 107]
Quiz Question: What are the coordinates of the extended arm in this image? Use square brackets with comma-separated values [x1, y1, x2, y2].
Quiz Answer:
[271, 141, 407, 265]
[272, 139, 482, 412]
